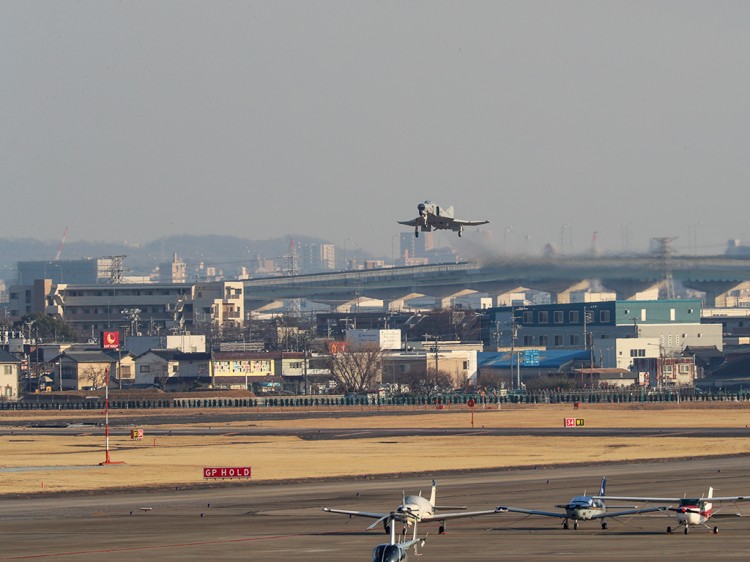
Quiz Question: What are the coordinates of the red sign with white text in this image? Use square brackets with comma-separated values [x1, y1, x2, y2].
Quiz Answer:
[102, 331, 120, 349]
[203, 467, 252, 479]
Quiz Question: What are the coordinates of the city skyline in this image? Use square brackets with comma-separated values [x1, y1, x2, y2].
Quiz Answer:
[4, 2, 750, 258]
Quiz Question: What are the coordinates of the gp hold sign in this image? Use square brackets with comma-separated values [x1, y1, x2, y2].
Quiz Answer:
[203, 467, 252, 479]
[564, 418, 585, 427]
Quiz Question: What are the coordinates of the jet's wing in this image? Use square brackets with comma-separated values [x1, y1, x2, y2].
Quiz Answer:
[397, 219, 418, 226]
[420, 509, 498, 522]
[322, 507, 388, 519]
[452, 219, 490, 226]
[495, 506, 568, 519]
[590, 506, 668, 520]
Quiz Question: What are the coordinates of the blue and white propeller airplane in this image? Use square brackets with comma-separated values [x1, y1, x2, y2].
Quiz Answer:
[496, 477, 666, 530]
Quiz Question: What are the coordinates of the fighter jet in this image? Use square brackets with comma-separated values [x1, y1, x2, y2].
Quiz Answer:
[398, 201, 489, 237]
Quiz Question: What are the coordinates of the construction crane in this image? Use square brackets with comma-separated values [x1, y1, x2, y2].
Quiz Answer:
[54, 227, 68, 261]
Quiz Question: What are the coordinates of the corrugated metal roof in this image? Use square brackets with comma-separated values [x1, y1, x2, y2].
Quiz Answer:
[478, 349, 589, 368]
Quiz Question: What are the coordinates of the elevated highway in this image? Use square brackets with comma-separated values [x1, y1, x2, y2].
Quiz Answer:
[243, 255, 750, 311]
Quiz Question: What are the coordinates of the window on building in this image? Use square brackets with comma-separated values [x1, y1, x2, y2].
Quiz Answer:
[539, 335, 548, 346]
[630, 349, 646, 357]
[523, 311, 533, 324]
[569, 334, 580, 346]
[538, 311, 549, 324]
[290, 362, 302, 369]
[641, 309, 647, 322]
[670, 308, 676, 321]
[678, 364, 690, 374]
[140, 365, 151, 373]
[523, 336, 534, 346]
[569, 310, 580, 323]
[554, 335, 563, 346]
[599, 310, 611, 323]
[663, 365, 673, 375]
[463, 361, 469, 369]
[554, 311, 564, 324]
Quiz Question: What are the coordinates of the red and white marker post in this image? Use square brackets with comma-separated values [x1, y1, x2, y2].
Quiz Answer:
[100, 367, 124, 465]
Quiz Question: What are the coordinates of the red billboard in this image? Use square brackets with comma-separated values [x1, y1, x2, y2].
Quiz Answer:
[203, 467, 252, 479]
[102, 331, 120, 349]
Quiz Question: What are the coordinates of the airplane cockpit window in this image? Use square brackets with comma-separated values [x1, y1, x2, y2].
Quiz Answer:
[678, 498, 700, 507]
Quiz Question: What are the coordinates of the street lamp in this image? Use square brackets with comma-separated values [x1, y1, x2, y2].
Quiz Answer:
[391, 233, 400, 267]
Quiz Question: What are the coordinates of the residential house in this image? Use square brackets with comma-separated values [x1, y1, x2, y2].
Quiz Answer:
[0, 349, 21, 400]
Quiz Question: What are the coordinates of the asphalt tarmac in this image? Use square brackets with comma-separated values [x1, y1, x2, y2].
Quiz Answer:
[2, 456, 750, 561]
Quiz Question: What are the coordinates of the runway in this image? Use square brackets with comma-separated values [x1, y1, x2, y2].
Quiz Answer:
[1, 456, 749, 561]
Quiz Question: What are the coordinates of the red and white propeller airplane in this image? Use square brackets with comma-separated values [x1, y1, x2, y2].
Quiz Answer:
[595, 486, 750, 534]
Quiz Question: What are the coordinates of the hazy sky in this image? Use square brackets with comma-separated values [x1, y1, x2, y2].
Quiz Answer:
[3, 1, 750, 258]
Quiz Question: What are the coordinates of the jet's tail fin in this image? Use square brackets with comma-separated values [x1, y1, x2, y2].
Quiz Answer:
[599, 477, 607, 497]
[444, 205, 454, 218]
[430, 480, 437, 507]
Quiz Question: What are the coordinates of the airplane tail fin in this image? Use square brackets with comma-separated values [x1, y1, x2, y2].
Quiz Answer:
[707, 487, 714, 499]
[430, 480, 437, 507]
[445, 205, 454, 218]
[599, 477, 607, 497]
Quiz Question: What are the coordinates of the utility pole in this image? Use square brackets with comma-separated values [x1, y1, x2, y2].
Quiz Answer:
[509, 308, 519, 390]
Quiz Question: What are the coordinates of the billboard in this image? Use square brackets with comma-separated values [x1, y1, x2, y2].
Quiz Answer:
[101, 331, 120, 349]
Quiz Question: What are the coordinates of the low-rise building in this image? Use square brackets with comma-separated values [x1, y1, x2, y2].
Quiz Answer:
[0, 349, 21, 400]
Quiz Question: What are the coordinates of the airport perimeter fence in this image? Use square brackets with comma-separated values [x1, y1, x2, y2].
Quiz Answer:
[3, 388, 750, 410]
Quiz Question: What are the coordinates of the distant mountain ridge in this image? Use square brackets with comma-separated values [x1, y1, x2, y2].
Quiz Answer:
[0, 234, 344, 282]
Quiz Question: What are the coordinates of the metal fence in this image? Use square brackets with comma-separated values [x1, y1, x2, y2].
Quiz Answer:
[2, 388, 750, 410]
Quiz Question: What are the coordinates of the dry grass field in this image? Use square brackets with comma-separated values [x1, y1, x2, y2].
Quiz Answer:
[2, 403, 750, 496]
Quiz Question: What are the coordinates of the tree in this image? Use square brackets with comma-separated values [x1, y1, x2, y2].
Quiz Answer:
[14, 313, 77, 343]
[327, 343, 382, 393]
[80, 365, 108, 389]
[403, 366, 454, 397]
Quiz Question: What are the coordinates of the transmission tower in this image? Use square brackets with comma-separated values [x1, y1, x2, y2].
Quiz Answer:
[284, 238, 302, 316]
[651, 237, 677, 299]
[104, 255, 126, 284]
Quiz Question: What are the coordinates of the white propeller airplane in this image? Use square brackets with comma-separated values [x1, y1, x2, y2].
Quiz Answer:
[398, 200, 489, 237]
[595, 486, 750, 534]
[323, 480, 497, 534]
[371, 513, 426, 562]
[496, 477, 666, 530]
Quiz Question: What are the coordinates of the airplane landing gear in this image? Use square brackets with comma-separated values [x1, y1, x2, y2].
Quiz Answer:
[573, 521, 578, 530]
[684, 526, 689, 535]
[601, 521, 607, 530]
[562, 520, 569, 530]
[438, 524, 446, 535]
[713, 526, 719, 534]
[667, 526, 672, 534]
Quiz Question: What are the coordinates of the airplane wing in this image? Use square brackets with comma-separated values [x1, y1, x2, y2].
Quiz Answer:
[397, 219, 418, 226]
[322, 507, 388, 519]
[596, 495, 750, 503]
[420, 509, 499, 522]
[496, 506, 568, 519]
[593, 496, 678, 503]
[590, 506, 668, 520]
[452, 219, 490, 226]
